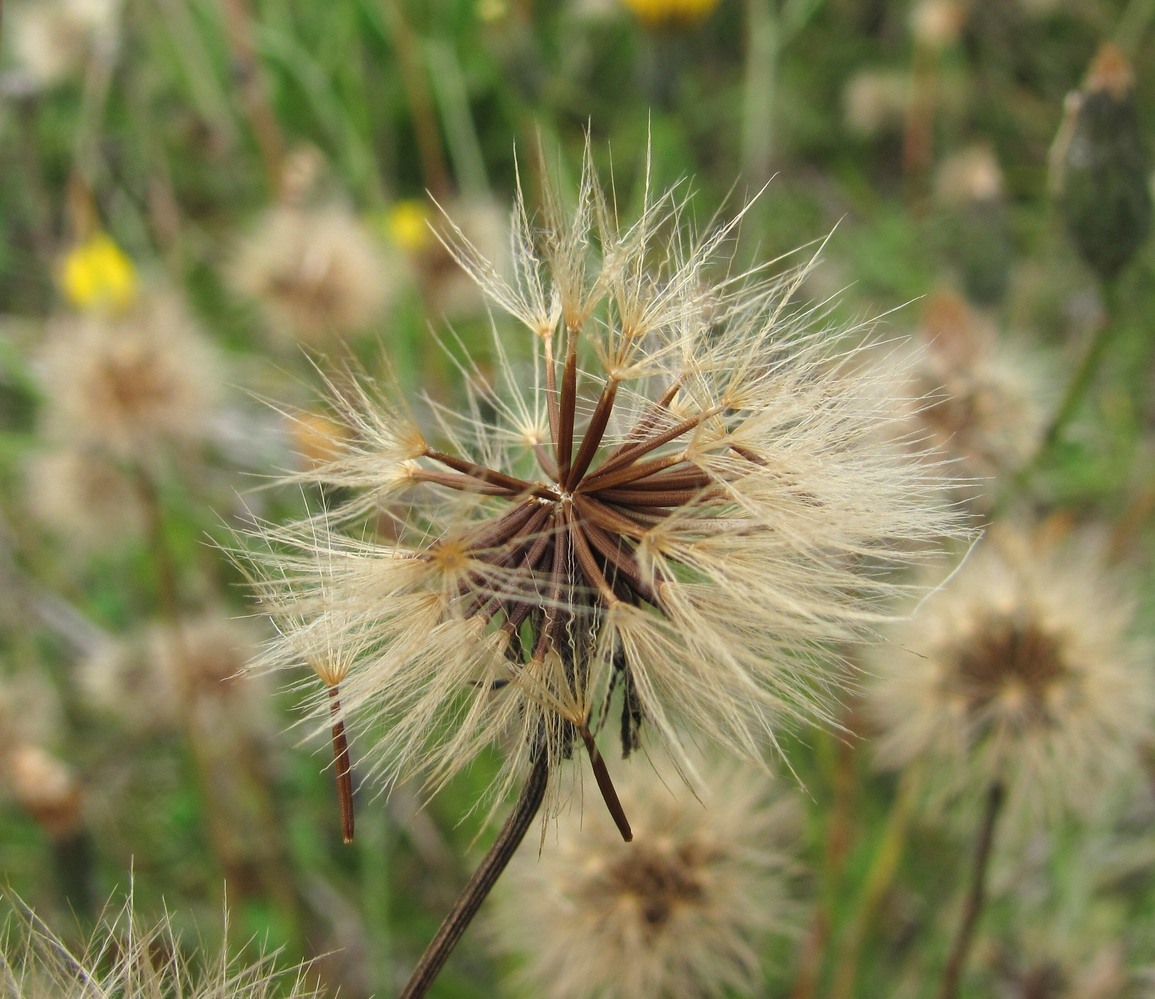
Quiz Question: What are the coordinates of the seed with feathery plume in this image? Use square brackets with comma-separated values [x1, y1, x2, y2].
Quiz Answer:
[246, 148, 959, 836]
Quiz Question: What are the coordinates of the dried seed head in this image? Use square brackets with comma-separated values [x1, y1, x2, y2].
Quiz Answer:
[79, 614, 266, 737]
[232, 203, 394, 344]
[0, 890, 328, 998]
[37, 291, 220, 460]
[9, 0, 121, 87]
[865, 527, 1151, 821]
[246, 151, 961, 818]
[889, 289, 1051, 497]
[491, 753, 799, 999]
[843, 70, 913, 138]
[3, 745, 83, 839]
[23, 446, 144, 550]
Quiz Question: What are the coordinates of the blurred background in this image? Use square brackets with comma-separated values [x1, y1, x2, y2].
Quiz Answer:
[1, 1, 1154, 996]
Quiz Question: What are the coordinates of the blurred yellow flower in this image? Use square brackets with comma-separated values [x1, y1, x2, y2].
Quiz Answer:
[621, 0, 720, 28]
[386, 198, 432, 253]
[59, 232, 138, 312]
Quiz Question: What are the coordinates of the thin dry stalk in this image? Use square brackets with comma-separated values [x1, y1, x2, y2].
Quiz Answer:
[937, 780, 1005, 999]
[400, 754, 549, 999]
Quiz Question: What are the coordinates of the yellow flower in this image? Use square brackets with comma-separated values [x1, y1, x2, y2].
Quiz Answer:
[386, 198, 432, 253]
[59, 231, 138, 313]
[621, 0, 721, 28]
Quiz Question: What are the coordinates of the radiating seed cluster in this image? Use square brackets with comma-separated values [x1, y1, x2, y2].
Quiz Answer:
[491, 753, 799, 999]
[865, 529, 1151, 819]
[249, 152, 958, 816]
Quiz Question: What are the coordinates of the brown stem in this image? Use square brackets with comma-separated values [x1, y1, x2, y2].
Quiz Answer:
[327, 686, 355, 844]
[578, 724, 633, 841]
[219, 0, 285, 192]
[604, 377, 682, 461]
[381, 0, 452, 200]
[399, 754, 549, 999]
[937, 781, 1005, 999]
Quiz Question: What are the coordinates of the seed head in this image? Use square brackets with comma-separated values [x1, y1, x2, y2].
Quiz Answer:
[37, 291, 220, 461]
[232, 203, 393, 345]
[891, 289, 1051, 497]
[23, 446, 144, 550]
[0, 890, 327, 998]
[8, 0, 121, 88]
[865, 527, 1151, 819]
[491, 752, 799, 999]
[79, 614, 266, 737]
[248, 152, 958, 816]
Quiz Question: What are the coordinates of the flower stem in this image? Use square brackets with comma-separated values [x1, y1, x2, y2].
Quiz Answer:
[399, 754, 549, 999]
[1040, 278, 1120, 455]
[327, 685, 355, 844]
[830, 766, 922, 999]
[937, 781, 1005, 999]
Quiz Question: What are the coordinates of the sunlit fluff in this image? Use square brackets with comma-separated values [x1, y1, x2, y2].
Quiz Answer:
[491, 752, 799, 998]
[865, 529, 1151, 818]
[248, 154, 957, 813]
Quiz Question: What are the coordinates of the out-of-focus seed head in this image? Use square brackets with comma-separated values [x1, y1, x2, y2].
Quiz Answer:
[890, 290, 1051, 499]
[491, 752, 799, 999]
[23, 446, 144, 550]
[231, 203, 394, 345]
[36, 291, 220, 461]
[865, 527, 1151, 823]
[79, 614, 266, 737]
[1052, 44, 1152, 282]
[0, 889, 328, 998]
[2, 745, 83, 840]
[843, 70, 913, 138]
[246, 150, 961, 819]
[909, 0, 966, 51]
[8, 0, 121, 88]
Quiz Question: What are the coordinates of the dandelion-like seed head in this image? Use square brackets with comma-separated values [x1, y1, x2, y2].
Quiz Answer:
[9, 0, 121, 88]
[491, 753, 799, 999]
[248, 149, 959, 820]
[0, 890, 327, 999]
[23, 446, 143, 550]
[891, 290, 1050, 493]
[865, 528, 1151, 819]
[37, 291, 219, 460]
[232, 204, 393, 345]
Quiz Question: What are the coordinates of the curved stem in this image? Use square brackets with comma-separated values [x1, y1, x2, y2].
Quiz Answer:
[937, 781, 1005, 999]
[1040, 304, 1116, 453]
[399, 754, 549, 999]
